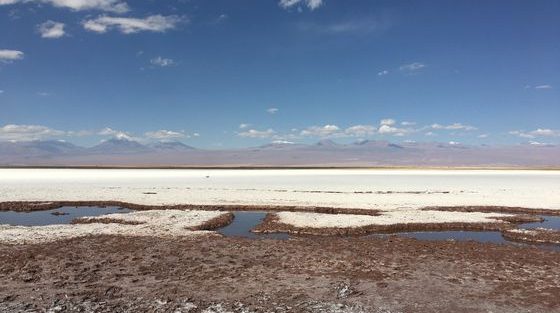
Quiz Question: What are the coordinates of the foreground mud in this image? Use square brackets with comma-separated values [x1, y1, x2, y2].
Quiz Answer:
[1, 235, 559, 313]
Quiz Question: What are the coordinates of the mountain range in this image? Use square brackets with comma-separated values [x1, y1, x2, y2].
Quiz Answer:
[0, 138, 559, 167]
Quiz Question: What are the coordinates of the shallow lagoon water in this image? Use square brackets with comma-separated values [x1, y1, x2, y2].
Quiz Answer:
[0, 206, 131, 226]
[1, 208, 559, 249]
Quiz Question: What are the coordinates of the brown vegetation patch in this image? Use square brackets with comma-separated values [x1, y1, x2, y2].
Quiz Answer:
[188, 212, 234, 231]
[252, 213, 526, 236]
[502, 228, 560, 245]
[422, 205, 560, 216]
[1, 235, 559, 312]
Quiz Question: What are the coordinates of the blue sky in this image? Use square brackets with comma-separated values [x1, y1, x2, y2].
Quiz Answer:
[0, 0, 559, 148]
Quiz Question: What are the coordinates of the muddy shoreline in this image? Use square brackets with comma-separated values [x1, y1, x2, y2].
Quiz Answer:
[503, 228, 560, 245]
[0, 201, 383, 216]
[1, 235, 559, 312]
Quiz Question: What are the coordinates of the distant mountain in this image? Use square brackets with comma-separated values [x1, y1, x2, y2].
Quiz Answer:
[315, 139, 340, 147]
[257, 141, 306, 150]
[353, 140, 403, 149]
[0, 139, 559, 167]
[0, 140, 82, 156]
[149, 141, 195, 151]
[87, 138, 153, 155]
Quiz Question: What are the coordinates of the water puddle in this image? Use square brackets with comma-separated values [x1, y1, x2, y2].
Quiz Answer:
[0, 206, 131, 226]
[217, 211, 288, 240]
[519, 215, 560, 230]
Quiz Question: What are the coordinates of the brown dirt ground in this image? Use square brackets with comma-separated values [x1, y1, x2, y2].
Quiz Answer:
[1, 235, 559, 313]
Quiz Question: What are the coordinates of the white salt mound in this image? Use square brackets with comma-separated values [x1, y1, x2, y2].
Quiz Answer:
[0, 209, 226, 245]
[275, 210, 513, 229]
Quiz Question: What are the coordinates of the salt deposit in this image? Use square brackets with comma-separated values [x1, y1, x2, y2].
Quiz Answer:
[0, 169, 559, 212]
[274, 210, 514, 229]
[0, 209, 227, 245]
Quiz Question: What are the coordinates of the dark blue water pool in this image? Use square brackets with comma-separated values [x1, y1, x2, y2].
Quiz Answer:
[217, 211, 289, 240]
[0, 206, 131, 226]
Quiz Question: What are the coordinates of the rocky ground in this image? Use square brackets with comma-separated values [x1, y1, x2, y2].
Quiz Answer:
[1, 235, 559, 313]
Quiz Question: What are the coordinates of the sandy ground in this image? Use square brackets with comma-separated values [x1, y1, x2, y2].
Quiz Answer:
[0, 235, 559, 313]
[1, 169, 559, 212]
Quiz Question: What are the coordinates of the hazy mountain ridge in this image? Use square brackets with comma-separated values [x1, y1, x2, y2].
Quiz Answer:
[0, 139, 559, 167]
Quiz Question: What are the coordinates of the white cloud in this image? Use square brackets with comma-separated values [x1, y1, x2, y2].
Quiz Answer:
[509, 130, 534, 139]
[83, 15, 183, 34]
[267, 107, 279, 114]
[477, 134, 488, 138]
[344, 125, 375, 137]
[150, 56, 175, 67]
[0, 0, 129, 13]
[378, 124, 407, 136]
[535, 85, 553, 89]
[379, 118, 396, 126]
[239, 123, 250, 129]
[401, 121, 416, 126]
[144, 130, 186, 140]
[377, 70, 389, 76]
[399, 62, 426, 72]
[0, 124, 65, 141]
[238, 129, 276, 138]
[300, 124, 340, 137]
[0, 49, 24, 63]
[279, 0, 323, 10]
[38, 20, 65, 38]
[448, 141, 460, 145]
[430, 123, 477, 131]
[98, 127, 132, 140]
[511, 128, 560, 139]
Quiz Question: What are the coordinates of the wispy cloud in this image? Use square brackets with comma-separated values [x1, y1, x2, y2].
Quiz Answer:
[83, 15, 184, 34]
[37, 20, 65, 38]
[238, 129, 276, 138]
[399, 62, 426, 72]
[0, 124, 65, 141]
[266, 107, 279, 114]
[0, 49, 24, 63]
[0, 0, 129, 13]
[239, 123, 250, 129]
[430, 123, 477, 131]
[535, 84, 553, 90]
[279, 0, 323, 11]
[150, 56, 175, 67]
[510, 128, 560, 139]
[144, 129, 186, 140]
[298, 16, 392, 35]
[377, 70, 389, 76]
